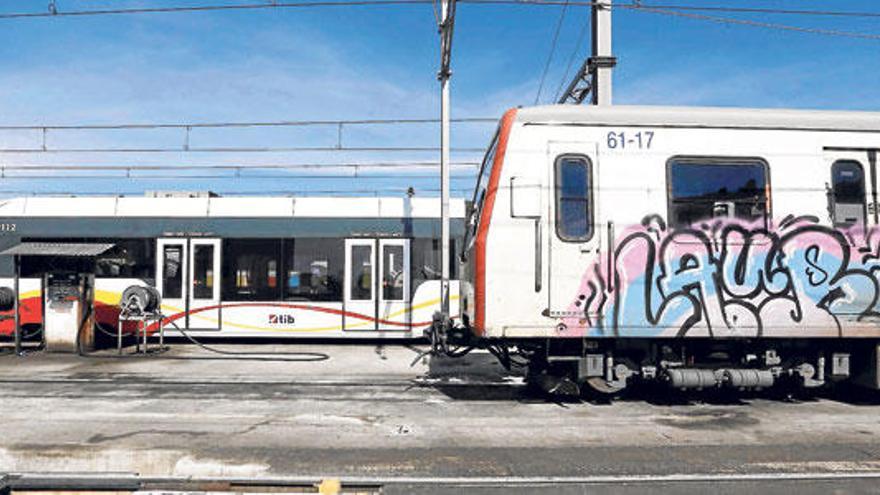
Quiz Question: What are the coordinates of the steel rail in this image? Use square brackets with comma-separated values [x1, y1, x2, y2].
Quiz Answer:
[6, 470, 880, 489]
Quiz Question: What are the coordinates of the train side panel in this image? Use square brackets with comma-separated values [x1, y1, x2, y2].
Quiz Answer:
[474, 112, 880, 340]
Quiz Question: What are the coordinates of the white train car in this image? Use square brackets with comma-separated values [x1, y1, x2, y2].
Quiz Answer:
[0, 194, 463, 340]
[456, 105, 880, 393]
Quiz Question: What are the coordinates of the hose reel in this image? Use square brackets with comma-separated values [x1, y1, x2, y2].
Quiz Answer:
[120, 285, 161, 315]
[0, 286, 16, 312]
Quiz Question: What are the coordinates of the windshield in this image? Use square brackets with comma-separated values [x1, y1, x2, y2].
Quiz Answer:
[463, 127, 500, 254]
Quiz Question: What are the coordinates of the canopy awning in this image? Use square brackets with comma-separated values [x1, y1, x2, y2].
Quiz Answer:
[0, 242, 115, 257]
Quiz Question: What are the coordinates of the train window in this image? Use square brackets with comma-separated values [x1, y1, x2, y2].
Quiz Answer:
[89, 239, 156, 282]
[830, 160, 867, 228]
[668, 158, 769, 227]
[222, 239, 283, 301]
[465, 131, 500, 248]
[192, 244, 214, 300]
[284, 238, 344, 302]
[382, 244, 405, 301]
[411, 238, 457, 291]
[23, 238, 156, 280]
[162, 244, 184, 300]
[554, 155, 593, 242]
[95, 240, 156, 281]
[349, 245, 373, 301]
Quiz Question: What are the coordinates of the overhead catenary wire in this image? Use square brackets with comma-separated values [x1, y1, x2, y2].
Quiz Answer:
[3, 1, 880, 20]
[0, 187, 474, 196]
[0, 117, 495, 154]
[0, 0, 436, 19]
[0, 145, 486, 153]
[533, 0, 569, 104]
[0, 161, 480, 175]
[551, 7, 590, 103]
[0, 117, 495, 131]
[0, 0, 877, 42]
[629, 5, 880, 42]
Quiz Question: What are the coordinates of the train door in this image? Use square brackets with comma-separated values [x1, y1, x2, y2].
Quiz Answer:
[546, 142, 601, 318]
[823, 150, 876, 316]
[344, 239, 376, 330]
[824, 150, 876, 231]
[188, 239, 221, 330]
[157, 238, 187, 324]
[343, 238, 412, 331]
[377, 239, 410, 331]
[156, 238, 222, 329]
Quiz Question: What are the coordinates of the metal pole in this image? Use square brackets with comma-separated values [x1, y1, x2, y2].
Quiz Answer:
[13, 255, 20, 355]
[439, 0, 456, 318]
[591, 1, 613, 105]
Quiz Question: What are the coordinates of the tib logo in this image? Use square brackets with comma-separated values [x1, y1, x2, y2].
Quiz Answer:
[268, 314, 296, 326]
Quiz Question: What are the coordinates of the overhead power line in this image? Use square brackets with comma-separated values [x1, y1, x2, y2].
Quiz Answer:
[0, 0, 435, 19]
[0, 161, 479, 171]
[0, 117, 495, 131]
[630, 5, 880, 42]
[0, 117, 494, 154]
[3, 1, 880, 21]
[466, 1, 880, 19]
[551, 7, 590, 102]
[0, 161, 480, 179]
[0, 145, 485, 153]
[0, 187, 475, 197]
[533, 0, 569, 104]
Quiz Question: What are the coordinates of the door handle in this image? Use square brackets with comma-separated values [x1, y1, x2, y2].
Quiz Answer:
[534, 218, 542, 292]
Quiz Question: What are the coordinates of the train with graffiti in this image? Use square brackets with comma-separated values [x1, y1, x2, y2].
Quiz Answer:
[453, 104, 880, 394]
[0, 193, 463, 340]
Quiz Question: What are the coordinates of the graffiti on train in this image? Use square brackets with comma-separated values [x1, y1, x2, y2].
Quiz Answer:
[562, 215, 880, 338]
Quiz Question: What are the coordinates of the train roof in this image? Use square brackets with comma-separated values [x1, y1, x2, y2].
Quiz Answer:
[0, 196, 466, 218]
[515, 105, 880, 133]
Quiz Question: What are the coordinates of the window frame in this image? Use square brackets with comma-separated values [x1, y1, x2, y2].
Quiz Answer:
[665, 155, 772, 229]
[830, 159, 868, 229]
[554, 153, 594, 243]
[284, 237, 345, 303]
[221, 238, 284, 302]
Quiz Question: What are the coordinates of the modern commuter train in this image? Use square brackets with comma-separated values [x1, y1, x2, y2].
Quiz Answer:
[0, 193, 463, 340]
[450, 104, 880, 394]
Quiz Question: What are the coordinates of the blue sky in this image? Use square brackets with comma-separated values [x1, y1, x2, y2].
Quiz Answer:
[0, 0, 878, 197]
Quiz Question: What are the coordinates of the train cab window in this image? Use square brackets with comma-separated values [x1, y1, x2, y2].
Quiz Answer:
[222, 239, 282, 301]
[284, 238, 344, 302]
[830, 160, 867, 228]
[554, 155, 593, 242]
[668, 158, 769, 227]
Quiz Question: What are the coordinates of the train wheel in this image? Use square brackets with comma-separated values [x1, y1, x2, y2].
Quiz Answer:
[582, 376, 627, 396]
[527, 371, 581, 398]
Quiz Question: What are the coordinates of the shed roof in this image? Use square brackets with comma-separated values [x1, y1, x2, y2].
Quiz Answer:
[0, 242, 115, 257]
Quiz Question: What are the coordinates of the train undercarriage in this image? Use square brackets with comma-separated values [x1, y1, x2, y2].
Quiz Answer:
[432, 322, 880, 396]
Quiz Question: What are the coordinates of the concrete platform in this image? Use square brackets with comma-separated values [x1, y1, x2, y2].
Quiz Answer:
[2, 342, 880, 493]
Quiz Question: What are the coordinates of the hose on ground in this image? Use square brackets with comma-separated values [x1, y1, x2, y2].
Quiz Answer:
[89, 304, 328, 361]
[166, 318, 329, 362]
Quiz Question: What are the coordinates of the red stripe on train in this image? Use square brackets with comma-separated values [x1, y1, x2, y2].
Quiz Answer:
[0, 298, 431, 337]
[474, 108, 518, 334]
